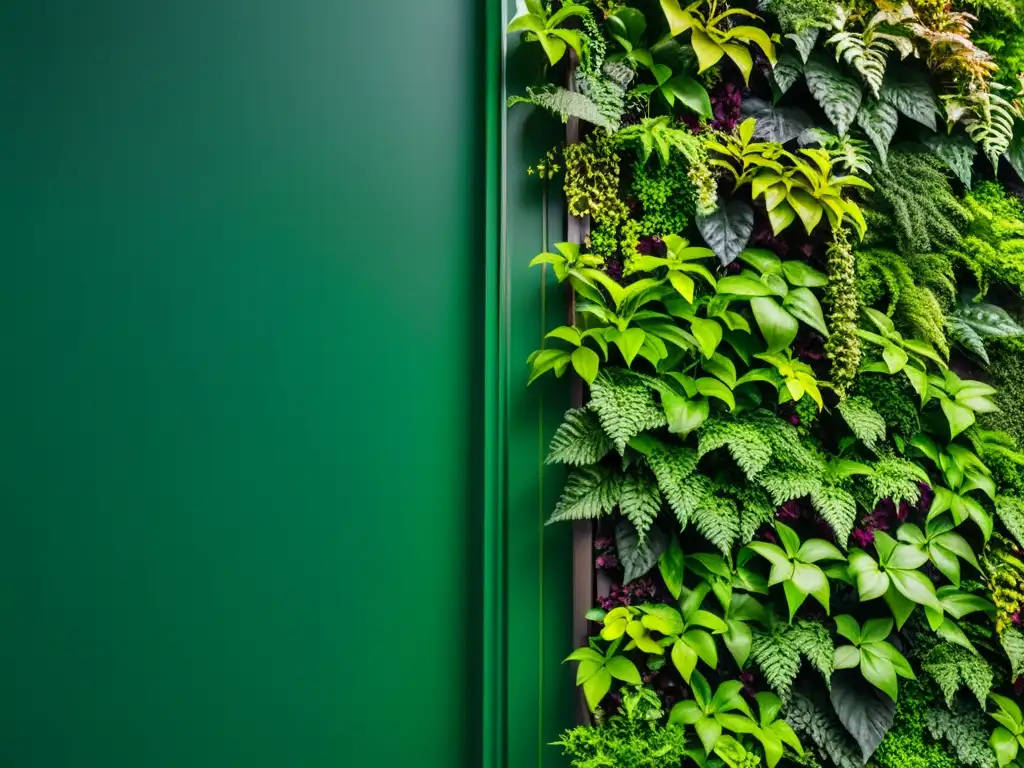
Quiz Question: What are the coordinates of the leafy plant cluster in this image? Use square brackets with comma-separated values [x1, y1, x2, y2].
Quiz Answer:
[507, 0, 1024, 764]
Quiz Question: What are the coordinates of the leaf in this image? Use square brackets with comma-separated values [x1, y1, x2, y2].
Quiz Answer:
[991, 726, 1018, 766]
[771, 53, 804, 99]
[805, 56, 863, 136]
[742, 97, 815, 143]
[548, 466, 623, 523]
[666, 74, 713, 118]
[881, 69, 939, 131]
[620, 473, 662, 544]
[546, 408, 613, 466]
[571, 346, 599, 385]
[857, 100, 899, 163]
[1008, 122, 1024, 184]
[786, 27, 820, 63]
[673, 637, 699, 681]
[922, 129, 977, 188]
[829, 670, 896, 761]
[691, 317, 724, 358]
[783, 287, 829, 336]
[698, 200, 755, 267]
[1001, 628, 1024, 682]
[663, 391, 711, 435]
[616, 519, 668, 583]
[751, 296, 800, 352]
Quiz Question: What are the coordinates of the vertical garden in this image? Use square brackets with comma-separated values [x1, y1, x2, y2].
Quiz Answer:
[508, 0, 1024, 765]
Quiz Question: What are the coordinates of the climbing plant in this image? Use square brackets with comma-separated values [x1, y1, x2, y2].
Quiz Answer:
[507, 0, 1024, 764]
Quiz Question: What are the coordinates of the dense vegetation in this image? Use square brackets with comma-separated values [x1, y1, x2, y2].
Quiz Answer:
[508, 0, 1024, 765]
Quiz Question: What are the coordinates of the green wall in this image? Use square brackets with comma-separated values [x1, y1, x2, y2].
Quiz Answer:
[2, 2, 483, 765]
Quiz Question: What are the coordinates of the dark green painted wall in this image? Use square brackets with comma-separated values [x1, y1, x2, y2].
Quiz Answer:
[1, 2, 482, 765]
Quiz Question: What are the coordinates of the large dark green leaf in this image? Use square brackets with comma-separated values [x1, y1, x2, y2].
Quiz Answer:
[770, 53, 804, 100]
[856, 100, 899, 164]
[829, 671, 895, 762]
[697, 200, 755, 266]
[785, 27, 820, 63]
[617, 519, 668, 583]
[742, 97, 815, 143]
[921, 129, 977, 187]
[881, 69, 939, 131]
[1006, 122, 1024, 184]
[805, 57, 863, 136]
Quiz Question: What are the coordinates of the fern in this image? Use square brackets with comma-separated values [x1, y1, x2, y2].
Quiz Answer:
[736, 487, 776, 543]
[868, 456, 923, 505]
[689, 483, 741, 556]
[698, 418, 773, 479]
[508, 86, 620, 133]
[547, 408, 613, 466]
[1001, 627, 1024, 680]
[620, 472, 662, 544]
[838, 396, 887, 450]
[759, 469, 822, 506]
[926, 703, 998, 768]
[548, 466, 623, 524]
[645, 444, 700, 528]
[921, 643, 993, 709]
[946, 90, 1018, 168]
[828, 6, 917, 98]
[810, 483, 858, 547]
[786, 692, 865, 768]
[589, 370, 666, 454]
[996, 495, 1024, 550]
[751, 620, 834, 701]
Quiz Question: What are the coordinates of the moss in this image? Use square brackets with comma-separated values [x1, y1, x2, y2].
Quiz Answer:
[873, 681, 959, 768]
[951, 183, 1024, 296]
[980, 336, 1024, 446]
[851, 373, 921, 440]
[762, 0, 839, 30]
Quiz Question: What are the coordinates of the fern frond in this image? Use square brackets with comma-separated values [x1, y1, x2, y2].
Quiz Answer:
[996, 495, 1024, 550]
[589, 370, 666, 454]
[1000, 627, 1024, 681]
[698, 418, 773, 479]
[758, 469, 822, 506]
[690, 484, 740, 556]
[645, 444, 700, 529]
[546, 408, 613, 466]
[548, 466, 622, 524]
[810, 484, 858, 547]
[620, 472, 662, 545]
[922, 643, 993, 709]
[838, 396, 887, 451]
[508, 86, 619, 133]
[926, 702, 998, 768]
[736, 487, 776, 544]
[785, 692, 865, 768]
[868, 456, 923, 505]
[751, 620, 834, 701]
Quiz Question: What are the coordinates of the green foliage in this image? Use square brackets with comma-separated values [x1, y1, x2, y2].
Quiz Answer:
[926, 701, 998, 768]
[549, 465, 624, 524]
[951, 296, 1024, 364]
[509, 86, 622, 133]
[838, 396, 886, 450]
[1001, 627, 1024, 681]
[954, 183, 1024, 295]
[873, 681, 960, 768]
[865, 150, 969, 256]
[750, 620, 834, 701]
[983, 337, 1024, 447]
[855, 246, 953, 358]
[547, 408, 614, 466]
[784, 692, 864, 768]
[564, 131, 629, 225]
[589, 370, 667, 453]
[825, 228, 861, 398]
[833, 615, 915, 701]
[555, 686, 689, 767]
[805, 56, 864, 137]
[828, 6, 917, 99]
[996, 495, 1024, 552]
[620, 472, 663, 543]
[763, 0, 836, 32]
[852, 374, 921, 440]
[921, 642, 994, 709]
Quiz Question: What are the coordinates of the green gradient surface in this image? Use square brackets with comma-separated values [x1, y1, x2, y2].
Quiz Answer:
[1, 2, 480, 765]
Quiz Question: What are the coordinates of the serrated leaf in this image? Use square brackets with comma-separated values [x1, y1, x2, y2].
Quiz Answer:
[805, 56, 863, 136]
[1002, 628, 1024, 681]
[546, 408, 613, 466]
[698, 200, 755, 267]
[857, 99, 899, 163]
